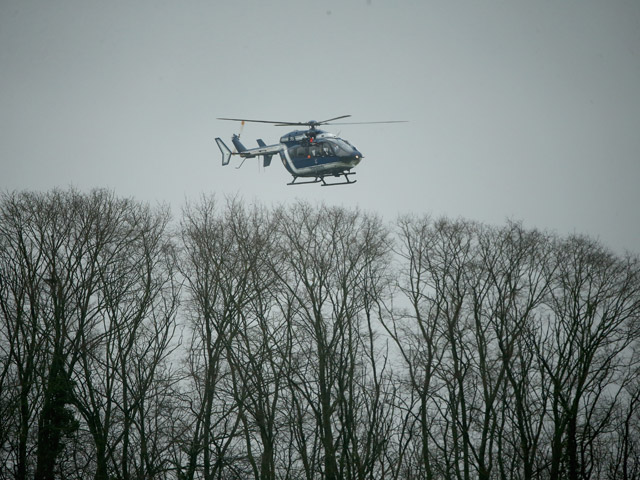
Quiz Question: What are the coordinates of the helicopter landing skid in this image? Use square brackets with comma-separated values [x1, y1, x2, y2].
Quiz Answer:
[287, 177, 322, 186]
[321, 172, 356, 186]
[287, 172, 356, 186]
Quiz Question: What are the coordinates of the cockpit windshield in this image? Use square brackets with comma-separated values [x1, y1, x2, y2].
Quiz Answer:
[327, 138, 355, 155]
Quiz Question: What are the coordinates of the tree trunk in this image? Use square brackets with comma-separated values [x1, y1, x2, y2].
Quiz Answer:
[35, 351, 77, 480]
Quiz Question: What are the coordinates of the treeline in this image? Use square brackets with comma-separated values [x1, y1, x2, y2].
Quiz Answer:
[0, 189, 639, 480]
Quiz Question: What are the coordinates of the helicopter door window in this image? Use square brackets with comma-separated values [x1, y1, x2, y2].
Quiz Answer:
[318, 142, 334, 156]
[289, 145, 307, 158]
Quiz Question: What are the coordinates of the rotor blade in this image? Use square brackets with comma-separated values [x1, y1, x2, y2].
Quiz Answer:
[218, 116, 407, 127]
[217, 117, 304, 125]
[273, 122, 318, 126]
[316, 115, 352, 124]
[325, 120, 408, 125]
[274, 116, 353, 127]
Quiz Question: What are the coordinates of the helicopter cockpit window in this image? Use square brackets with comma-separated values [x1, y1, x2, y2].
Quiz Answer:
[329, 139, 354, 155]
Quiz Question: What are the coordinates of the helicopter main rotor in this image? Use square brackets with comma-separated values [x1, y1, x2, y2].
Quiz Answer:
[217, 115, 407, 129]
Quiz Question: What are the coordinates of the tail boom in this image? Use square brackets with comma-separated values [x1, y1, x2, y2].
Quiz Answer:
[216, 136, 282, 167]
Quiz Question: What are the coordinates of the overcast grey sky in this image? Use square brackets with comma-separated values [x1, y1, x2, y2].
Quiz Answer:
[1, 0, 639, 252]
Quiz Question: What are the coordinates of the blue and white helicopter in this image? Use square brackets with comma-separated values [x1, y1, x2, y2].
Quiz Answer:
[215, 115, 405, 186]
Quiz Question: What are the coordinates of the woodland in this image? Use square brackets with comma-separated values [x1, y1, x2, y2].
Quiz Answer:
[0, 188, 639, 480]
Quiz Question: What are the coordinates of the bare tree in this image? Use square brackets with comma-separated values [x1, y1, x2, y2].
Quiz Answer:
[605, 369, 640, 479]
[179, 196, 278, 480]
[3, 192, 639, 479]
[536, 235, 640, 480]
[0, 189, 180, 480]
[68, 195, 180, 480]
[0, 190, 101, 480]
[389, 217, 557, 480]
[0, 194, 49, 480]
[386, 215, 446, 479]
[389, 217, 479, 479]
[272, 203, 392, 480]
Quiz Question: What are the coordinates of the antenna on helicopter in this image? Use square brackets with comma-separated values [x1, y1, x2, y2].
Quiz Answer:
[232, 120, 245, 154]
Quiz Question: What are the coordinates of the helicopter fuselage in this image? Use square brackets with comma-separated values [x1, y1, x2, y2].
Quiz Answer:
[278, 129, 363, 178]
[215, 127, 363, 185]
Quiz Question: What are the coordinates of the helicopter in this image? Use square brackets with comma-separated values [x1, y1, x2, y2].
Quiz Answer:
[215, 115, 405, 186]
